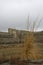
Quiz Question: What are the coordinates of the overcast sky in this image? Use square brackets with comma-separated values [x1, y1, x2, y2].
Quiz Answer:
[0, 0, 43, 32]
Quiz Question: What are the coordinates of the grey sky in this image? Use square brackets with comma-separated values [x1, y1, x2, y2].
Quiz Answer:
[0, 0, 43, 32]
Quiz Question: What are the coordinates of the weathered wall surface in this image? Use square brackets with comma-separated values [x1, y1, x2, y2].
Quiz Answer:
[0, 28, 43, 44]
[0, 28, 19, 43]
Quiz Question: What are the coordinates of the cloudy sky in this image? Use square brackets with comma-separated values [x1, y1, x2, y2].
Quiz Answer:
[0, 0, 43, 32]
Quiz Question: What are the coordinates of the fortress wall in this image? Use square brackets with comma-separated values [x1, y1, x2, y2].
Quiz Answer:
[0, 28, 18, 43]
[0, 38, 17, 44]
[8, 28, 18, 38]
[0, 28, 43, 44]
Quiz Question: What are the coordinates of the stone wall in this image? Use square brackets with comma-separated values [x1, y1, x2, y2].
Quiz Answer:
[0, 28, 43, 44]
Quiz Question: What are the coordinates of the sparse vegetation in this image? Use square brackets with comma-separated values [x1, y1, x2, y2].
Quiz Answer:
[23, 16, 43, 60]
[0, 17, 43, 65]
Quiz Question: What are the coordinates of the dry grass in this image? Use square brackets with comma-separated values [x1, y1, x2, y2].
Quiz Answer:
[0, 42, 43, 64]
[23, 32, 43, 60]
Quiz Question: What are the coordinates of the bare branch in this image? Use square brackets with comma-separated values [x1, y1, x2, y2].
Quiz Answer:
[35, 17, 43, 31]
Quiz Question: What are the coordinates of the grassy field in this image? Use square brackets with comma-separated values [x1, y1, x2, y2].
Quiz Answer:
[0, 43, 43, 61]
[0, 42, 43, 65]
